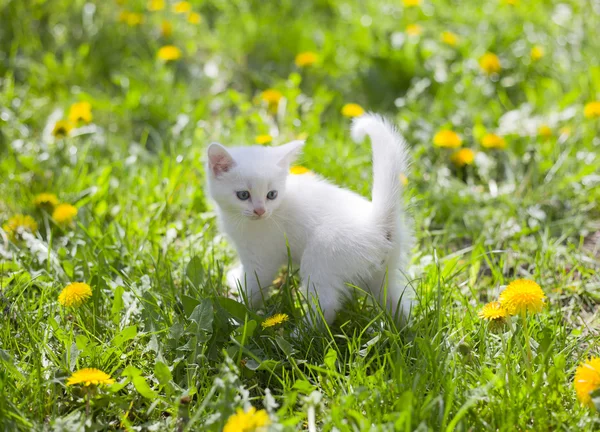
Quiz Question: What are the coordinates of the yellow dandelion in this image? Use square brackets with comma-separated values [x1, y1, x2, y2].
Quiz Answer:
[58, 282, 92, 307]
[479, 52, 501, 75]
[481, 133, 506, 149]
[295, 51, 318, 68]
[224, 406, 271, 432]
[68, 101, 92, 124]
[559, 126, 572, 137]
[399, 173, 408, 186]
[261, 89, 283, 106]
[34, 193, 59, 209]
[478, 301, 508, 321]
[498, 279, 546, 315]
[2, 215, 38, 240]
[451, 148, 475, 167]
[161, 20, 173, 37]
[158, 45, 182, 61]
[172, 1, 191, 14]
[538, 125, 552, 138]
[530, 46, 544, 61]
[433, 129, 462, 148]
[261, 313, 289, 329]
[503, 0, 519, 5]
[147, 0, 164, 11]
[290, 165, 311, 175]
[53, 203, 78, 224]
[126, 12, 144, 27]
[341, 103, 365, 118]
[118, 10, 130, 23]
[52, 120, 73, 138]
[405, 24, 423, 37]
[584, 101, 600, 119]
[441, 31, 459, 46]
[67, 368, 114, 386]
[255, 134, 273, 145]
[188, 12, 201, 24]
[574, 357, 600, 408]
[402, 0, 421, 7]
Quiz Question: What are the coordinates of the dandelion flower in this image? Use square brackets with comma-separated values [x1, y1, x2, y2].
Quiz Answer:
[538, 125, 552, 138]
[126, 12, 144, 27]
[52, 120, 73, 138]
[224, 406, 271, 432]
[441, 31, 459, 46]
[261, 89, 283, 106]
[188, 12, 201, 24]
[574, 357, 600, 407]
[341, 103, 364, 118]
[530, 46, 544, 61]
[479, 52, 501, 75]
[478, 301, 507, 320]
[503, 0, 519, 5]
[255, 135, 273, 145]
[290, 166, 311, 175]
[481, 133, 506, 149]
[499, 279, 546, 315]
[433, 129, 462, 148]
[172, 1, 191, 14]
[295, 51, 318, 68]
[405, 24, 423, 37]
[67, 368, 114, 386]
[402, 0, 421, 7]
[147, 0, 164, 11]
[451, 148, 475, 167]
[53, 203, 78, 224]
[158, 45, 182, 61]
[161, 20, 173, 37]
[559, 126, 572, 137]
[68, 101, 92, 124]
[399, 173, 408, 186]
[34, 193, 59, 209]
[2, 215, 38, 240]
[584, 101, 600, 119]
[261, 313, 289, 329]
[59, 282, 92, 307]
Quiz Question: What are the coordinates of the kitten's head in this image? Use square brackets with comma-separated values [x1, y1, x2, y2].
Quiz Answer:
[206, 140, 304, 220]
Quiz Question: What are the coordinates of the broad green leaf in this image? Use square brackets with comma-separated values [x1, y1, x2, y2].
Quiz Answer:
[154, 361, 172, 386]
[324, 348, 337, 371]
[292, 379, 315, 394]
[112, 325, 137, 347]
[189, 299, 213, 333]
[275, 336, 295, 356]
[132, 376, 158, 399]
[111, 286, 124, 325]
[186, 256, 204, 289]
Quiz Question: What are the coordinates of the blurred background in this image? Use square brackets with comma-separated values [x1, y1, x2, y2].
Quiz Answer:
[1, 0, 600, 430]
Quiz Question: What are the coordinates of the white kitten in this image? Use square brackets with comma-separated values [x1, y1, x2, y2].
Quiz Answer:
[206, 114, 414, 324]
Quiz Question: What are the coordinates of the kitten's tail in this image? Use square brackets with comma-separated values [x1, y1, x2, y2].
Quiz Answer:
[351, 114, 409, 233]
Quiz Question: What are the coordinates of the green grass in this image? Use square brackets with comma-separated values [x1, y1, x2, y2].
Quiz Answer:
[1, 0, 600, 430]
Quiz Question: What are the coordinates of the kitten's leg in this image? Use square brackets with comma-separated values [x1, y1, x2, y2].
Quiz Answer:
[380, 271, 414, 324]
[228, 260, 282, 309]
[299, 255, 343, 325]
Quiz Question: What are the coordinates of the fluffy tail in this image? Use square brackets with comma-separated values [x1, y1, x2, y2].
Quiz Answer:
[351, 113, 409, 233]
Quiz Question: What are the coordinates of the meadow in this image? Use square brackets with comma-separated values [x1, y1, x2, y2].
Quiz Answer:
[1, 0, 600, 430]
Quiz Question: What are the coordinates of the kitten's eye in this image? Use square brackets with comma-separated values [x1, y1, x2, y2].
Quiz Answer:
[266, 190, 278, 200]
[236, 191, 250, 200]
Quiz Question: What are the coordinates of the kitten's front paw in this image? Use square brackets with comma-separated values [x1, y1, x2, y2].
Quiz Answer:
[226, 264, 244, 293]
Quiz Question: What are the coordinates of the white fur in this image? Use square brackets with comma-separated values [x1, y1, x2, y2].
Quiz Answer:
[206, 114, 414, 324]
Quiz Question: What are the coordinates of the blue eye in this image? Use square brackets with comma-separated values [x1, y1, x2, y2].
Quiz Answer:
[236, 191, 250, 200]
[266, 190, 278, 200]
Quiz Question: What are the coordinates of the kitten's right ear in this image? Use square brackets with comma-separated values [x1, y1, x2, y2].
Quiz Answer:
[207, 143, 235, 177]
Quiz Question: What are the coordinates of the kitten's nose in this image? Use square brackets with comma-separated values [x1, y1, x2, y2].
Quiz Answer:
[254, 208, 266, 216]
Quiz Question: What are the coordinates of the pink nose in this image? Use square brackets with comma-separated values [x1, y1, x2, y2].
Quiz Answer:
[254, 208, 266, 216]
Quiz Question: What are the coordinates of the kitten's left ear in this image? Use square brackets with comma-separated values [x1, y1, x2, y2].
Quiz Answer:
[276, 140, 305, 168]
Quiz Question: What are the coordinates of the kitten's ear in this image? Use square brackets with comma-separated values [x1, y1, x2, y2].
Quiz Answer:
[207, 142, 236, 177]
[276, 140, 305, 168]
